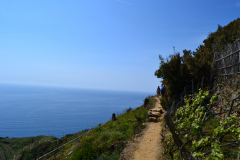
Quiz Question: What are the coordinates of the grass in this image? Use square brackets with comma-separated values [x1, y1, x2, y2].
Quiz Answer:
[0, 136, 55, 160]
[18, 130, 90, 159]
[71, 96, 155, 159]
[17, 96, 156, 159]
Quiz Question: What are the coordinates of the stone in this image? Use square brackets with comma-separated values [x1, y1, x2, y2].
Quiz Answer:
[149, 109, 161, 112]
[149, 117, 158, 122]
[148, 111, 160, 117]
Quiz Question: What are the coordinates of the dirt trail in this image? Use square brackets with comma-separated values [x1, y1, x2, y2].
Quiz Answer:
[120, 96, 165, 160]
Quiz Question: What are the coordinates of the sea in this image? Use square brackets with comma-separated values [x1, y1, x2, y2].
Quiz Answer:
[0, 84, 154, 138]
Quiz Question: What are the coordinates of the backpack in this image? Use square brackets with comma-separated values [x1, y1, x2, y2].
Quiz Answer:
[161, 87, 165, 94]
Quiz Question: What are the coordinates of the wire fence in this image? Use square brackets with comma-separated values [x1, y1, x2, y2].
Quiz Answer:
[37, 39, 240, 159]
[37, 129, 92, 160]
[163, 74, 240, 160]
[166, 77, 208, 115]
[213, 38, 240, 78]
[167, 38, 240, 114]
[161, 36, 240, 160]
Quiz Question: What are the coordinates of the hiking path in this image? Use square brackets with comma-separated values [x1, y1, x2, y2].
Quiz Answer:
[120, 96, 166, 160]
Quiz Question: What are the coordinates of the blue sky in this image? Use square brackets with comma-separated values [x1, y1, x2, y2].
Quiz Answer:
[0, 0, 240, 92]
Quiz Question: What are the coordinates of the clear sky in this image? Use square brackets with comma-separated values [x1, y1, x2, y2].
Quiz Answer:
[0, 0, 240, 92]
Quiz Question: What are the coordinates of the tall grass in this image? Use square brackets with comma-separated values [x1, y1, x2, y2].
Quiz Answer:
[71, 96, 155, 160]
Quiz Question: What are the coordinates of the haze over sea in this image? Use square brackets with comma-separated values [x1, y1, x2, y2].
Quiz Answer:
[0, 84, 154, 138]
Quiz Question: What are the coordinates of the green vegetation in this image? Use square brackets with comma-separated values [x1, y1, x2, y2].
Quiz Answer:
[155, 18, 240, 105]
[17, 96, 155, 159]
[156, 18, 240, 159]
[71, 96, 155, 159]
[0, 136, 54, 160]
[161, 75, 240, 159]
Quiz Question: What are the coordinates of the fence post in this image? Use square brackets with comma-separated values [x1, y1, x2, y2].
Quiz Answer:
[218, 100, 234, 142]
[196, 112, 207, 141]
[192, 79, 194, 97]
[164, 113, 190, 160]
[201, 76, 204, 91]
[171, 101, 176, 117]
[184, 87, 186, 96]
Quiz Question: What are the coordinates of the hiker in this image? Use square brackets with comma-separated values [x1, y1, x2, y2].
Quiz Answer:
[161, 84, 165, 97]
[156, 86, 160, 97]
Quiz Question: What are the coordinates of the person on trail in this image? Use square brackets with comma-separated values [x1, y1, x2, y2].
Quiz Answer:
[156, 86, 160, 97]
[161, 84, 165, 97]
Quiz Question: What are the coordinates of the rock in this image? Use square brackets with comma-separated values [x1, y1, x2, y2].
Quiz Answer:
[149, 109, 160, 112]
[149, 117, 158, 122]
[148, 111, 160, 117]
[160, 110, 164, 114]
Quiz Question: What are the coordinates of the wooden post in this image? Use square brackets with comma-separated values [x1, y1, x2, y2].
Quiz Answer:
[196, 112, 207, 141]
[197, 82, 199, 92]
[192, 79, 194, 97]
[171, 101, 176, 117]
[218, 100, 234, 142]
[184, 87, 186, 96]
[201, 76, 204, 91]
[164, 113, 189, 160]
[112, 113, 116, 121]
[226, 100, 234, 117]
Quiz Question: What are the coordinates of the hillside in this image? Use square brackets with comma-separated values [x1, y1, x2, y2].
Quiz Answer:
[155, 18, 240, 105]
[2, 96, 157, 159]
[155, 18, 240, 159]
[0, 136, 55, 160]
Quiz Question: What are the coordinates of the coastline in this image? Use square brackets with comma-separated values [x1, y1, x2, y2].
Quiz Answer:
[0, 84, 153, 139]
[1, 96, 157, 159]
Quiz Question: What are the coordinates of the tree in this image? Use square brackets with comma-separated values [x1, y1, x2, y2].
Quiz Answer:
[155, 18, 240, 106]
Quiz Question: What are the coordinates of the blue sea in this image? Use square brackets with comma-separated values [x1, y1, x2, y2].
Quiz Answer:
[0, 84, 153, 138]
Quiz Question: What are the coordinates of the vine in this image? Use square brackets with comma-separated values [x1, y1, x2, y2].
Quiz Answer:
[163, 76, 240, 159]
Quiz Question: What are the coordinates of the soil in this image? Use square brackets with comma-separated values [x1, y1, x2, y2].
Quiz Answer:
[119, 96, 167, 160]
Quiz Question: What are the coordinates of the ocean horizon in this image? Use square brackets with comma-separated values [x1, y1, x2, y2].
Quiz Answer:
[0, 83, 154, 138]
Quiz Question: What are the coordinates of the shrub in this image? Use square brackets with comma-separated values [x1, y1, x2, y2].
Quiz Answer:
[126, 107, 133, 112]
[144, 98, 149, 107]
[22, 153, 33, 160]
[160, 98, 167, 110]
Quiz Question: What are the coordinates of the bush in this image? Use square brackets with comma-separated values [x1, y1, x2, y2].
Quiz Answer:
[126, 107, 133, 112]
[144, 98, 149, 107]
[71, 97, 155, 159]
[23, 153, 33, 160]
[160, 98, 167, 111]
[72, 141, 96, 160]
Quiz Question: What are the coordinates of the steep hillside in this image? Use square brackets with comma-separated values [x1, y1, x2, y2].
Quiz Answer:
[0, 136, 54, 160]
[17, 96, 156, 159]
